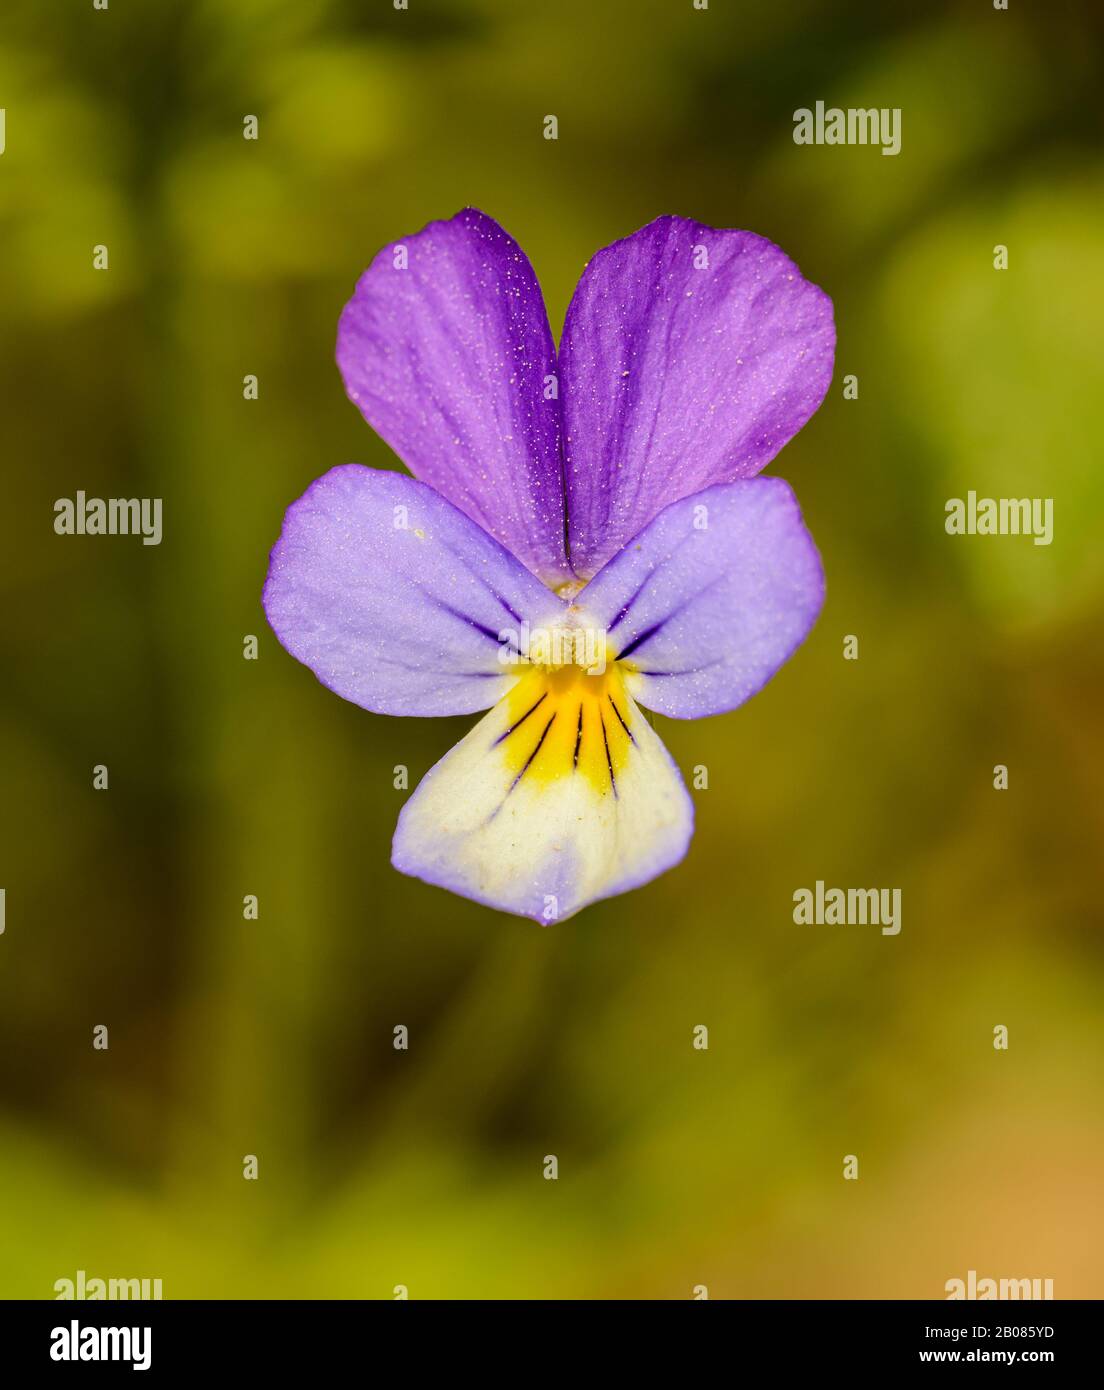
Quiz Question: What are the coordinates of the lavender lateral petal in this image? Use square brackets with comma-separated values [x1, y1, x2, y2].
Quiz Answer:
[579, 479, 825, 719]
[263, 465, 565, 717]
[559, 216, 835, 577]
[336, 208, 570, 585]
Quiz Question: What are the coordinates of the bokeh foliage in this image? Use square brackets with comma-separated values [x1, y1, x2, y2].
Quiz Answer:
[1, 0, 1102, 1298]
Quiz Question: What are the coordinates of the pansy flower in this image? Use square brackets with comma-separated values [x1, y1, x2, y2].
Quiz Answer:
[264, 209, 834, 923]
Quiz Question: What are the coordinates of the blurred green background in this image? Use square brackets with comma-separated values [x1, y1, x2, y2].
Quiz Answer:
[1, 0, 1102, 1299]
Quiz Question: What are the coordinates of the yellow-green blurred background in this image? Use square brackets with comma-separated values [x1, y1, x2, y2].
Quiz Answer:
[1, 0, 1102, 1299]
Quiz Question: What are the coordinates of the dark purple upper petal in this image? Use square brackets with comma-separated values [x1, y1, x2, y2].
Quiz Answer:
[559, 216, 835, 577]
[336, 209, 570, 586]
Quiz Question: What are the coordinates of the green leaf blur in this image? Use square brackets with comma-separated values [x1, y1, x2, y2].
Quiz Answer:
[1, 0, 1101, 1299]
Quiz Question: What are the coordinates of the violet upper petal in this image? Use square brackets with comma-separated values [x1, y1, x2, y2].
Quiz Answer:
[336, 208, 570, 586]
[263, 464, 565, 717]
[579, 479, 824, 719]
[559, 215, 835, 577]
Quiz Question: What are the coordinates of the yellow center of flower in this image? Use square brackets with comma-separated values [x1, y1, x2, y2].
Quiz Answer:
[496, 626, 634, 797]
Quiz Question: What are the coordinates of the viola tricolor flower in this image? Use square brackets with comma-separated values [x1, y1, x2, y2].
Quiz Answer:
[263, 209, 834, 923]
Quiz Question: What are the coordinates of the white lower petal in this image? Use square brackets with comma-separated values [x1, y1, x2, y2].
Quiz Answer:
[392, 666, 693, 922]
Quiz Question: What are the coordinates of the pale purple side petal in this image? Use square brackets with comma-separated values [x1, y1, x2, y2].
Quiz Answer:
[336, 208, 570, 585]
[560, 216, 835, 577]
[578, 479, 824, 719]
[263, 465, 565, 717]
